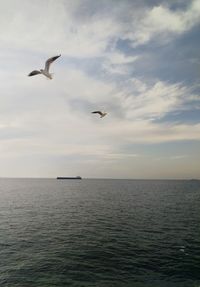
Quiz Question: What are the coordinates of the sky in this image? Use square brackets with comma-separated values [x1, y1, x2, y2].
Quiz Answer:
[0, 0, 200, 179]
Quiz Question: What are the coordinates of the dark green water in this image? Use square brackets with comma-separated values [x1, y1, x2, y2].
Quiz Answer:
[0, 179, 200, 287]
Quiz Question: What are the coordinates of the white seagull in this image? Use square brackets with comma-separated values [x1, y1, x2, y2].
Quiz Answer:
[91, 111, 108, 118]
[28, 55, 61, 79]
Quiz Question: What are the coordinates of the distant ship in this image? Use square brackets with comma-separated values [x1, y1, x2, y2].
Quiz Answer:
[57, 176, 82, 180]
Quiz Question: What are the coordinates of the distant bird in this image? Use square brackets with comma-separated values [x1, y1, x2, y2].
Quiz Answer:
[91, 111, 107, 118]
[28, 55, 61, 79]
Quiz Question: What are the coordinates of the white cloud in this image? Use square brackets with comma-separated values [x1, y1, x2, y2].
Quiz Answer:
[102, 52, 139, 75]
[169, 155, 188, 160]
[0, 0, 121, 58]
[0, 0, 199, 177]
[1, 0, 199, 60]
[106, 52, 139, 65]
[113, 79, 199, 121]
[100, 120, 200, 144]
[126, 0, 200, 46]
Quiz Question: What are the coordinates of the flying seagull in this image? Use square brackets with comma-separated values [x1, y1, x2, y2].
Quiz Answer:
[91, 111, 107, 118]
[28, 55, 61, 79]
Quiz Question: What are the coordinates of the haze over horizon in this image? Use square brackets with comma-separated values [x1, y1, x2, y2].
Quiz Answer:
[0, 0, 200, 179]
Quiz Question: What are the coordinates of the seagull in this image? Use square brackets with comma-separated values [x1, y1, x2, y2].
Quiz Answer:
[28, 55, 61, 79]
[91, 111, 107, 118]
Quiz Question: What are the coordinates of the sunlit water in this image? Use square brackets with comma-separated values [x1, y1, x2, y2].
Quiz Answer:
[0, 178, 200, 287]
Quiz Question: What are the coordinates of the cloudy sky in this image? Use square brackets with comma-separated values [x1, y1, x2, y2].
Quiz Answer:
[0, 0, 200, 179]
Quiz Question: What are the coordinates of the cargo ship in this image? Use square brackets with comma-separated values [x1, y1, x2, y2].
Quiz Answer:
[57, 176, 82, 180]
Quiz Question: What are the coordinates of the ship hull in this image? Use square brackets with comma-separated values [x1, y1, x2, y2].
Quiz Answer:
[57, 177, 82, 180]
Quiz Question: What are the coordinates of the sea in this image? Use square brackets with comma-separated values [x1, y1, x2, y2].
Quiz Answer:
[0, 178, 200, 287]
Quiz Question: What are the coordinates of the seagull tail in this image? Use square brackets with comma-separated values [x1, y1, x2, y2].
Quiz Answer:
[46, 73, 53, 80]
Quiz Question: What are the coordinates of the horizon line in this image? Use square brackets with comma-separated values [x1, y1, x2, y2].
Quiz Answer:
[0, 177, 199, 181]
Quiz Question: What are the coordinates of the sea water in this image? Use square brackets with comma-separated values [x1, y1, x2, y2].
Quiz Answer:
[0, 178, 200, 287]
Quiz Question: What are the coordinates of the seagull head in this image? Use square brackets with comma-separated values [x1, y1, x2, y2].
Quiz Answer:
[101, 112, 107, 118]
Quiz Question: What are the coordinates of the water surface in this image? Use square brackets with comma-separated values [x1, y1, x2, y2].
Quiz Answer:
[0, 179, 200, 286]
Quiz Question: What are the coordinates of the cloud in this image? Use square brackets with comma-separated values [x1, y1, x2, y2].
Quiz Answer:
[0, 0, 199, 177]
[105, 52, 139, 65]
[0, 0, 121, 58]
[124, 0, 200, 46]
[1, 0, 199, 60]
[102, 52, 139, 75]
[100, 119, 200, 144]
[169, 155, 188, 160]
[111, 79, 199, 121]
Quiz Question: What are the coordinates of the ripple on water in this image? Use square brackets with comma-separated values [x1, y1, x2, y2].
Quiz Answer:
[0, 179, 200, 287]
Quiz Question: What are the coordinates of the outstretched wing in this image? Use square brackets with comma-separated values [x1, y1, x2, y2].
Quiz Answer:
[45, 55, 61, 72]
[28, 70, 41, 76]
[92, 111, 103, 116]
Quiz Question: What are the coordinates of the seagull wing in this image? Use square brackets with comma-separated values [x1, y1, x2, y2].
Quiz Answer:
[28, 70, 41, 76]
[92, 111, 103, 116]
[45, 55, 61, 72]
